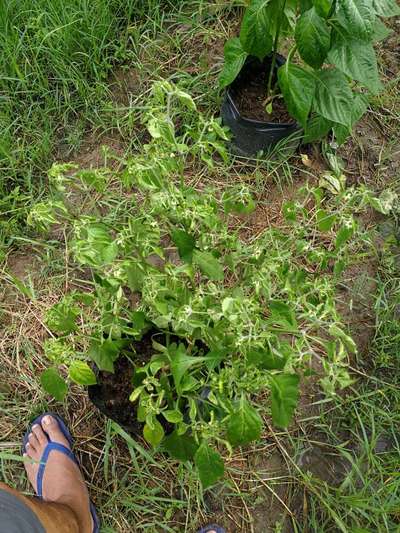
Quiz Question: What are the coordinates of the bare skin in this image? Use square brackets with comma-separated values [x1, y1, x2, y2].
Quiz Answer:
[23, 415, 93, 533]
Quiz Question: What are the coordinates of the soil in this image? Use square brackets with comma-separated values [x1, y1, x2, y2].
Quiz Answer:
[234, 69, 295, 124]
[88, 330, 171, 436]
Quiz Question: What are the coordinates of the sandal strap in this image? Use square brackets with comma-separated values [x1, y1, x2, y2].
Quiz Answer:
[37, 442, 77, 498]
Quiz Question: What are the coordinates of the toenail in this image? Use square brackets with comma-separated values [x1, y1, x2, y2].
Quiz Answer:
[28, 433, 33, 439]
[43, 416, 52, 425]
[32, 424, 39, 430]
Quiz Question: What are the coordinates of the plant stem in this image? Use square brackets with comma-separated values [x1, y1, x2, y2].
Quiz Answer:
[266, 0, 288, 98]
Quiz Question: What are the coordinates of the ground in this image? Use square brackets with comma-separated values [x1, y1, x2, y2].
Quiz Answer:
[1, 3, 400, 533]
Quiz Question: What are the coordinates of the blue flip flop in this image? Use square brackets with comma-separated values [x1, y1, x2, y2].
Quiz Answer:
[23, 412, 100, 533]
[198, 526, 226, 533]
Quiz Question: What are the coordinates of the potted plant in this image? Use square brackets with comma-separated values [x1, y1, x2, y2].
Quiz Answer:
[219, 0, 398, 155]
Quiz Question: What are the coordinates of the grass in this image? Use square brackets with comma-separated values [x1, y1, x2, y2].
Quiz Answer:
[1, 1, 400, 532]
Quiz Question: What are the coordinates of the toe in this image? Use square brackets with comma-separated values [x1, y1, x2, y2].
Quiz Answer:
[42, 415, 70, 448]
[32, 424, 48, 446]
[28, 432, 40, 451]
[25, 442, 39, 460]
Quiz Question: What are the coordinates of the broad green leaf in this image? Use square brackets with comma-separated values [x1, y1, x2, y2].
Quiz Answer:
[372, 0, 400, 16]
[163, 409, 183, 423]
[295, 8, 331, 68]
[219, 38, 248, 88]
[45, 300, 79, 335]
[335, 224, 354, 249]
[316, 209, 336, 231]
[270, 373, 300, 428]
[40, 368, 68, 402]
[300, 0, 313, 11]
[124, 262, 145, 292]
[278, 64, 316, 127]
[246, 348, 287, 370]
[169, 343, 207, 392]
[336, 0, 375, 39]
[314, 69, 353, 127]
[163, 431, 199, 461]
[171, 229, 196, 263]
[240, 0, 273, 60]
[332, 92, 368, 144]
[313, 0, 332, 17]
[227, 396, 262, 447]
[303, 114, 333, 143]
[88, 338, 122, 373]
[268, 300, 298, 331]
[328, 34, 382, 94]
[143, 418, 165, 448]
[372, 18, 392, 40]
[369, 189, 398, 214]
[194, 442, 225, 489]
[282, 200, 297, 222]
[72, 223, 118, 267]
[193, 250, 224, 281]
[68, 361, 97, 385]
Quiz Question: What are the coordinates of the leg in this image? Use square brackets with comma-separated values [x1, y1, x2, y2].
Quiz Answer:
[0, 482, 79, 532]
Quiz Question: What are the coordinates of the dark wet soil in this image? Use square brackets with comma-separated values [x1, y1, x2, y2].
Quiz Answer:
[88, 331, 170, 436]
[235, 68, 295, 124]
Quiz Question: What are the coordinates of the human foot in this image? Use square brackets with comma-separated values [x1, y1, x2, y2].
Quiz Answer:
[24, 415, 93, 533]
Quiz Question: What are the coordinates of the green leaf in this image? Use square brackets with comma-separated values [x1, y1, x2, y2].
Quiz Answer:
[282, 200, 297, 222]
[171, 229, 196, 263]
[143, 417, 165, 448]
[328, 34, 382, 94]
[316, 209, 336, 231]
[313, 0, 332, 17]
[295, 8, 331, 68]
[194, 442, 225, 489]
[268, 300, 298, 331]
[40, 368, 68, 402]
[246, 348, 287, 370]
[278, 63, 316, 128]
[68, 361, 97, 385]
[124, 262, 145, 292]
[240, 0, 273, 60]
[335, 224, 354, 249]
[219, 38, 248, 88]
[332, 92, 368, 144]
[163, 409, 183, 423]
[270, 373, 300, 428]
[88, 338, 122, 373]
[372, 0, 400, 16]
[336, 0, 375, 39]
[72, 223, 118, 267]
[303, 114, 333, 143]
[314, 69, 353, 127]
[193, 250, 224, 281]
[169, 343, 207, 392]
[163, 431, 199, 461]
[372, 18, 392, 41]
[368, 189, 398, 214]
[227, 396, 262, 447]
[45, 299, 79, 335]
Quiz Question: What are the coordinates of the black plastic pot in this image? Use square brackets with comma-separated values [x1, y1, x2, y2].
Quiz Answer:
[221, 54, 300, 156]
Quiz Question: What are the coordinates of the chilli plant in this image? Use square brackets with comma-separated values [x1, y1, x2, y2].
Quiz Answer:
[28, 81, 383, 489]
[220, 0, 399, 143]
